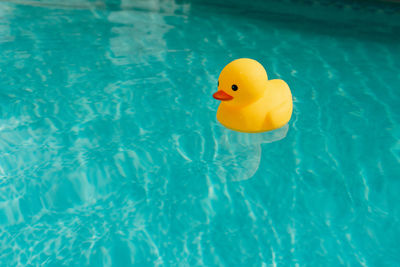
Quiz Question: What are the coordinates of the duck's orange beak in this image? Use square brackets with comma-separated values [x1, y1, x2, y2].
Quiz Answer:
[213, 90, 233, 101]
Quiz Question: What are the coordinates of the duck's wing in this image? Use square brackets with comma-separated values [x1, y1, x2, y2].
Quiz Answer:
[263, 80, 293, 131]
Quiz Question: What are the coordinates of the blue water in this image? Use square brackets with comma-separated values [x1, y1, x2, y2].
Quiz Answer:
[1, 0, 400, 266]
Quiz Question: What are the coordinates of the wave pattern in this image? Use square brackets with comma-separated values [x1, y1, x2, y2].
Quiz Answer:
[0, 0, 399, 266]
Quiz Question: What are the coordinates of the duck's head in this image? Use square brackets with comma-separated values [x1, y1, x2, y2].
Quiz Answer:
[213, 58, 268, 106]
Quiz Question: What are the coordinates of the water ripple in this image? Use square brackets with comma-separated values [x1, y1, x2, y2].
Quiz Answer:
[0, 0, 400, 266]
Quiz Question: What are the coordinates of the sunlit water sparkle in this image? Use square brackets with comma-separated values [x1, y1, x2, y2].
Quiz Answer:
[0, 0, 400, 266]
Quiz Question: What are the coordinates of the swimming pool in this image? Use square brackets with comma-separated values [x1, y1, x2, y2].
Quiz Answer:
[0, 0, 399, 265]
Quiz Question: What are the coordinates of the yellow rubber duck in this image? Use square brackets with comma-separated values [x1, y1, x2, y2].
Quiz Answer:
[213, 58, 293, 133]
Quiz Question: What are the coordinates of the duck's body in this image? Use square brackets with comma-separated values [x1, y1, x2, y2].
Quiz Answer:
[213, 59, 293, 133]
[217, 80, 292, 133]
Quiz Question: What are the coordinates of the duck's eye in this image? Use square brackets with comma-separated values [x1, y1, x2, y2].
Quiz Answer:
[232, 84, 238, 91]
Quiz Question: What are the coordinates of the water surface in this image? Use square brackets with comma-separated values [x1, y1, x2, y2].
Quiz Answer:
[0, 0, 400, 266]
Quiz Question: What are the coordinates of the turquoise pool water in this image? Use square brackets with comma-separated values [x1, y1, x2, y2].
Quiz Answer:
[1, 0, 400, 265]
